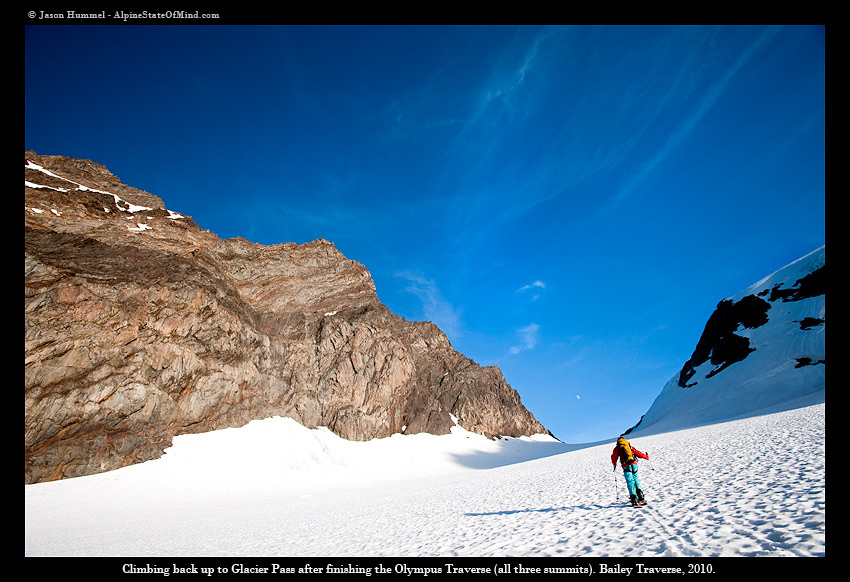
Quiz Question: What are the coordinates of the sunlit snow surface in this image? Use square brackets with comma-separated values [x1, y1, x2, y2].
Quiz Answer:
[24, 160, 826, 557]
[631, 246, 825, 438]
[25, 404, 823, 557]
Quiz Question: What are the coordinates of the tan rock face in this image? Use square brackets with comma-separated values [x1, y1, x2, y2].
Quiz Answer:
[24, 151, 548, 484]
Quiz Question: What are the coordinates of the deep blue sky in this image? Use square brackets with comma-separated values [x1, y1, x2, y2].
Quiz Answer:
[25, 25, 825, 443]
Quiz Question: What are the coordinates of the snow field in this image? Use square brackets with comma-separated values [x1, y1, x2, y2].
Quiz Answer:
[25, 403, 823, 557]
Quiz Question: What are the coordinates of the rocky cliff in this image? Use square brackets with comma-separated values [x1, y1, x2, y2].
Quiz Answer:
[25, 152, 548, 484]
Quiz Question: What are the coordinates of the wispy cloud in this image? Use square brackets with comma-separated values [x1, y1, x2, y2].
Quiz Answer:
[395, 271, 462, 339]
[474, 30, 547, 122]
[517, 280, 545, 293]
[601, 25, 784, 214]
[517, 280, 546, 301]
[510, 322, 540, 354]
[557, 353, 584, 369]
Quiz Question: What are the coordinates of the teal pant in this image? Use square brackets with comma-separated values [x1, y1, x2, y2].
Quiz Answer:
[622, 463, 643, 497]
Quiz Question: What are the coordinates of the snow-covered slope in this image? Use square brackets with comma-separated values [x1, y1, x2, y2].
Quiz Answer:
[25, 403, 824, 557]
[24, 248, 826, 558]
[628, 246, 825, 437]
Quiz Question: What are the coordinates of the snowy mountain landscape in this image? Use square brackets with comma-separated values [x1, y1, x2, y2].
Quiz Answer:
[25, 248, 825, 561]
[25, 152, 549, 485]
[627, 246, 825, 437]
[25, 404, 824, 559]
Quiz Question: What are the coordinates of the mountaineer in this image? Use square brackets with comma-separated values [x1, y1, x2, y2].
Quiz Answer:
[611, 436, 649, 506]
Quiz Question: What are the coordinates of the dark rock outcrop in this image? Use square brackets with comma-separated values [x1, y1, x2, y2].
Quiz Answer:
[25, 151, 548, 484]
[678, 295, 770, 387]
[625, 246, 825, 437]
[677, 261, 826, 390]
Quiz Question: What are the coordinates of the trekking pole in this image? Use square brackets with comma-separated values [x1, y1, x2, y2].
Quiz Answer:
[641, 457, 655, 492]
[611, 464, 619, 501]
[644, 456, 656, 480]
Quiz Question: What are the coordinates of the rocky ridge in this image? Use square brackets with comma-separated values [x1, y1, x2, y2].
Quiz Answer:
[25, 151, 548, 484]
[626, 246, 825, 437]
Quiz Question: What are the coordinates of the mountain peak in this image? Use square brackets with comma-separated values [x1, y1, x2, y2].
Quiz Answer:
[628, 246, 825, 436]
[25, 153, 548, 484]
